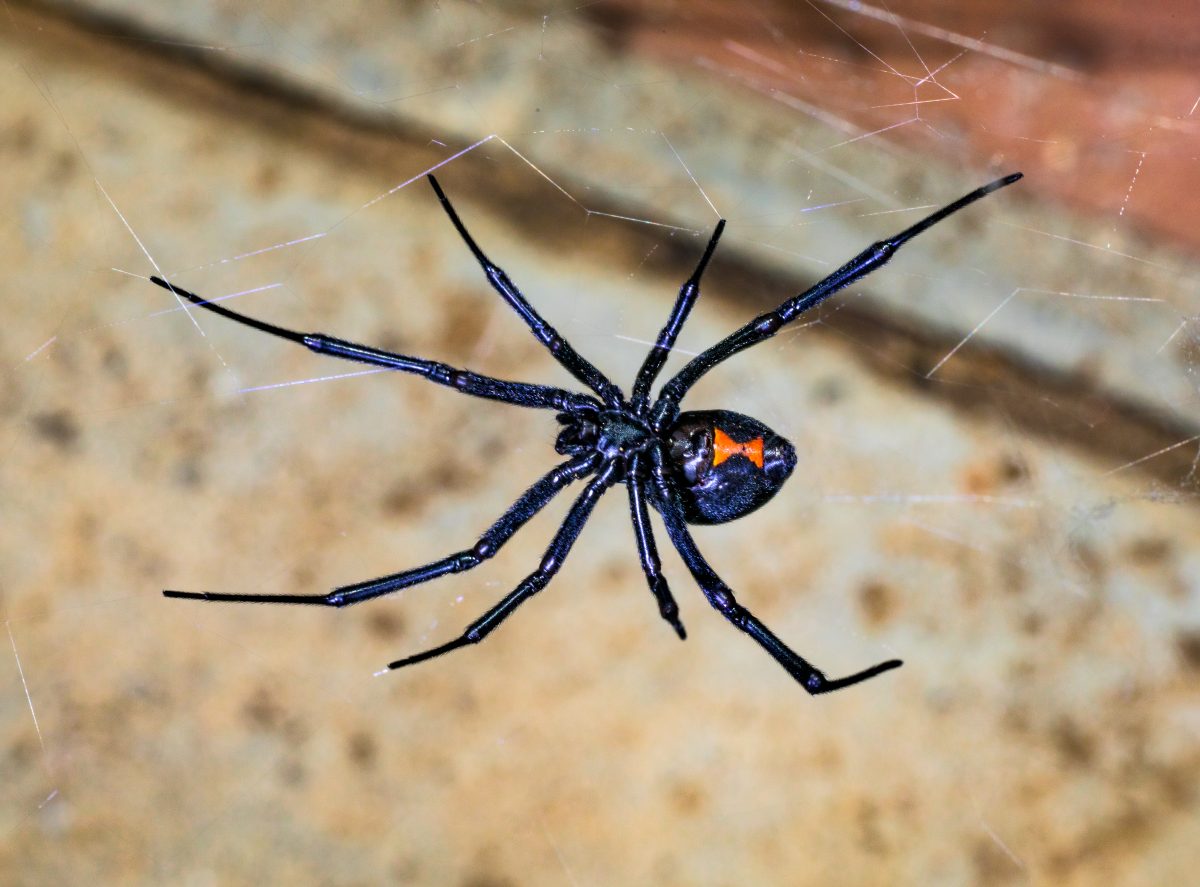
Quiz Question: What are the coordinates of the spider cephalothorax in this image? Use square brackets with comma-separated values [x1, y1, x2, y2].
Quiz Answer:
[153, 169, 1021, 696]
[554, 408, 654, 467]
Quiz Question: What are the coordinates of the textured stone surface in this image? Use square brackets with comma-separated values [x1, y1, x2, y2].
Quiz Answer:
[2, 3, 1198, 886]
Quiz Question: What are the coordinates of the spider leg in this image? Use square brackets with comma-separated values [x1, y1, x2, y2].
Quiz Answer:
[164, 454, 600, 606]
[630, 220, 725, 413]
[387, 460, 620, 671]
[149, 277, 599, 414]
[627, 457, 685, 639]
[649, 457, 901, 695]
[650, 173, 1022, 429]
[427, 175, 624, 408]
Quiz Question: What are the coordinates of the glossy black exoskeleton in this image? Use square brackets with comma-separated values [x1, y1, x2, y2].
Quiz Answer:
[666, 410, 797, 524]
[153, 170, 1022, 696]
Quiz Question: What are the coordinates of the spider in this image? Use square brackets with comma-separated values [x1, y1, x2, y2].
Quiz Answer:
[153, 170, 1021, 695]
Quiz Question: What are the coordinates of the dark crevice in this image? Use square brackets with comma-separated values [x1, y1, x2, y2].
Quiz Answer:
[9, 0, 1199, 493]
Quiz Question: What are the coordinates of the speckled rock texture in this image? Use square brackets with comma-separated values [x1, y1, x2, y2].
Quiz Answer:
[2, 3, 1198, 885]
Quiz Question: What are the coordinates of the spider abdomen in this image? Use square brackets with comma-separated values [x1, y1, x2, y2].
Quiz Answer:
[664, 410, 797, 525]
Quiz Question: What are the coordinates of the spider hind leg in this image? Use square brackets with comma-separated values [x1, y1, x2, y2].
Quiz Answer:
[388, 462, 620, 671]
[652, 460, 901, 696]
[162, 454, 598, 608]
[628, 459, 686, 639]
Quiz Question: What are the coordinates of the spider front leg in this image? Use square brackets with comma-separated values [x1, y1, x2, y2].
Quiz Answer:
[148, 276, 598, 414]
[651, 173, 1022, 429]
[629, 219, 725, 412]
[627, 456, 686, 639]
[427, 175, 623, 408]
[387, 461, 620, 671]
[649, 458, 901, 695]
[164, 454, 599, 606]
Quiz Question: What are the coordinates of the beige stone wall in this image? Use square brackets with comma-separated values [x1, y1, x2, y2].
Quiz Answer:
[2, 3, 1198, 885]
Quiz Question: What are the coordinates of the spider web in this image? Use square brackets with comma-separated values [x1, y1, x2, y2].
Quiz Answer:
[3, 1, 1199, 884]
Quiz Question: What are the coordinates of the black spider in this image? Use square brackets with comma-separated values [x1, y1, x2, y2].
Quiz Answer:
[153, 170, 1021, 695]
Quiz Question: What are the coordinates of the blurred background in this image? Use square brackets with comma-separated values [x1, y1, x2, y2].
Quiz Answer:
[2, 1, 1199, 884]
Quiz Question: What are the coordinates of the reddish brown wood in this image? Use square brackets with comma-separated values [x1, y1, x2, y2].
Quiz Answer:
[588, 0, 1200, 252]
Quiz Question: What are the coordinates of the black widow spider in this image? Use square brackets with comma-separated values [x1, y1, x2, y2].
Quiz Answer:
[153, 170, 1021, 695]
